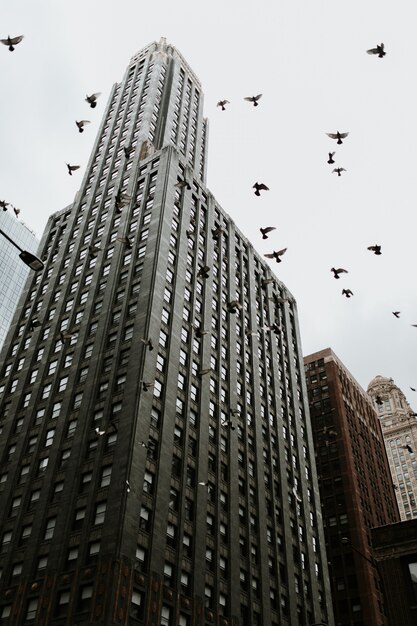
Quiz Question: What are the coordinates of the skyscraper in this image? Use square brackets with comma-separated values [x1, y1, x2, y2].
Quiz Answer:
[0, 39, 333, 626]
[0, 210, 39, 349]
[367, 375, 417, 521]
[304, 348, 399, 626]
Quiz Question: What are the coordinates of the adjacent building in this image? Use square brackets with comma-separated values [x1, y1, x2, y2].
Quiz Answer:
[304, 348, 399, 626]
[367, 375, 417, 521]
[0, 209, 39, 349]
[0, 39, 334, 625]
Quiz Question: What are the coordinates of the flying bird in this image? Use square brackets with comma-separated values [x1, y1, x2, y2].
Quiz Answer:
[327, 131, 349, 145]
[331, 267, 348, 279]
[141, 381, 154, 391]
[375, 395, 383, 405]
[342, 289, 353, 298]
[123, 144, 134, 158]
[211, 226, 225, 239]
[12, 206, 20, 217]
[367, 43, 386, 58]
[0, 201, 9, 211]
[1, 35, 24, 51]
[115, 191, 131, 212]
[227, 300, 242, 314]
[261, 278, 274, 287]
[76, 120, 90, 133]
[197, 265, 210, 279]
[29, 319, 41, 331]
[264, 248, 287, 263]
[410, 387, 416, 392]
[332, 168, 346, 177]
[66, 164, 80, 176]
[217, 100, 230, 111]
[198, 369, 212, 377]
[95, 427, 106, 437]
[88, 244, 101, 256]
[260, 226, 276, 239]
[367, 244, 382, 255]
[253, 182, 269, 196]
[402, 444, 414, 453]
[175, 180, 191, 190]
[244, 94, 262, 106]
[392, 311, 400, 318]
[327, 152, 335, 164]
[116, 236, 133, 248]
[85, 92, 101, 108]
[221, 420, 236, 430]
[140, 338, 154, 351]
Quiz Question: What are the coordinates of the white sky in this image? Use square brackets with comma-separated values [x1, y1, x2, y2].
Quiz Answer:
[1, 0, 417, 400]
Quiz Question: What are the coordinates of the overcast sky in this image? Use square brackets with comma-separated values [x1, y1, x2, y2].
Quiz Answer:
[1, 0, 417, 402]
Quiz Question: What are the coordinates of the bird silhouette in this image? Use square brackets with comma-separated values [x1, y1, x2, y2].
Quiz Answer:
[402, 444, 413, 453]
[392, 311, 400, 318]
[327, 131, 349, 145]
[211, 226, 225, 240]
[116, 236, 133, 249]
[29, 319, 41, 331]
[410, 387, 416, 392]
[260, 226, 276, 239]
[367, 244, 382, 255]
[0, 201, 9, 211]
[12, 206, 20, 217]
[327, 152, 335, 164]
[123, 144, 134, 158]
[217, 100, 230, 111]
[141, 381, 154, 391]
[342, 289, 353, 298]
[244, 94, 262, 106]
[1, 35, 24, 51]
[140, 337, 154, 351]
[66, 164, 80, 176]
[253, 182, 269, 196]
[264, 248, 287, 263]
[175, 180, 191, 190]
[197, 265, 210, 279]
[76, 120, 90, 133]
[227, 300, 242, 314]
[198, 368, 212, 377]
[85, 92, 101, 108]
[367, 43, 386, 58]
[88, 244, 101, 256]
[332, 168, 346, 177]
[375, 395, 383, 405]
[331, 267, 348, 279]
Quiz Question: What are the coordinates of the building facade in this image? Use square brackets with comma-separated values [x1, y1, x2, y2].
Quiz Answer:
[367, 375, 417, 521]
[304, 349, 399, 626]
[0, 209, 39, 349]
[0, 39, 333, 626]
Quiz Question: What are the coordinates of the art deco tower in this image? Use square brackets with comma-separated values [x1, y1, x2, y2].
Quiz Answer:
[367, 375, 417, 521]
[0, 39, 333, 626]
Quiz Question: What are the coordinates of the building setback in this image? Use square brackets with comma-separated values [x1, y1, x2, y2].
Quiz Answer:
[367, 375, 417, 521]
[0, 210, 39, 350]
[0, 39, 333, 626]
[304, 348, 399, 626]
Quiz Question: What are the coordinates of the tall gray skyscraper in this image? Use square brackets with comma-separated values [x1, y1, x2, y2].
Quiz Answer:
[0, 39, 334, 626]
[0, 210, 39, 349]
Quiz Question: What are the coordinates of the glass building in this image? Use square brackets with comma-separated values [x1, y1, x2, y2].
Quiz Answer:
[0, 210, 39, 349]
[0, 39, 334, 626]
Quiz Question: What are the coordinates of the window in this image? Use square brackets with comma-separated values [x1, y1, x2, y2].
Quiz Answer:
[58, 376, 68, 392]
[44, 517, 56, 540]
[100, 465, 112, 488]
[94, 502, 107, 525]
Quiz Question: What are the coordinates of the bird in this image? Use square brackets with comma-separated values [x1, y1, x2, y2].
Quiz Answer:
[227, 300, 242, 314]
[59, 330, 75, 343]
[332, 168, 346, 177]
[193, 325, 209, 338]
[0, 35, 24, 51]
[367, 244, 382, 255]
[140, 338, 154, 351]
[66, 164, 80, 176]
[367, 43, 386, 58]
[411, 325, 417, 328]
[0, 200, 9, 211]
[221, 420, 236, 431]
[375, 395, 383, 405]
[264, 248, 287, 263]
[123, 144, 134, 158]
[175, 180, 191, 190]
[402, 444, 414, 454]
[244, 94, 262, 106]
[269, 294, 291, 305]
[260, 226, 276, 239]
[217, 100, 230, 111]
[253, 182, 269, 196]
[198, 368, 212, 377]
[141, 381, 154, 391]
[197, 265, 210, 279]
[410, 387, 416, 392]
[327, 152, 335, 164]
[198, 481, 207, 486]
[327, 131, 349, 145]
[139, 441, 148, 448]
[76, 120, 90, 133]
[342, 289, 353, 298]
[88, 244, 101, 256]
[94, 427, 106, 437]
[211, 226, 225, 239]
[115, 191, 131, 212]
[12, 206, 20, 217]
[85, 92, 101, 108]
[392, 312, 401, 318]
[29, 319, 41, 331]
[261, 278, 274, 287]
[116, 236, 133, 248]
[331, 267, 348, 279]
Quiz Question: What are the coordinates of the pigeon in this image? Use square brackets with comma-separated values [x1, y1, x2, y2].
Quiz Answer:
[0, 35, 24, 52]
[402, 444, 413, 453]
[139, 441, 148, 448]
[410, 387, 416, 392]
[392, 312, 400, 318]
[265, 323, 281, 335]
[116, 236, 133, 248]
[59, 331, 75, 343]
[367, 43, 386, 58]
[140, 338, 154, 351]
[327, 131, 349, 145]
[85, 93, 101, 108]
[244, 94, 262, 106]
[193, 325, 209, 338]
[261, 278, 274, 287]
[260, 227, 276, 239]
[375, 395, 383, 406]
[123, 144, 134, 158]
[76, 120, 90, 133]
[95, 427, 106, 437]
[115, 191, 131, 212]
[342, 289, 353, 298]
[197, 265, 210, 279]
[367, 244, 382, 255]
[331, 267, 348, 279]
[253, 182, 269, 196]
[217, 100, 230, 111]
[264, 248, 287, 263]
[221, 420, 236, 430]
[198, 369, 212, 377]
[198, 481, 207, 486]
[327, 152, 335, 164]
[211, 226, 225, 239]
[227, 300, 242, 314]
[141, 381, 154, 391]
[12, 206, 20, 217]
[66, 164, 80, 176]
[0, 201, 9, 211]
[88, 244, 101, 256]
[175, 180, 191, 190]
[29, 319, 41, 331]
[332, 168, 346, 177]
